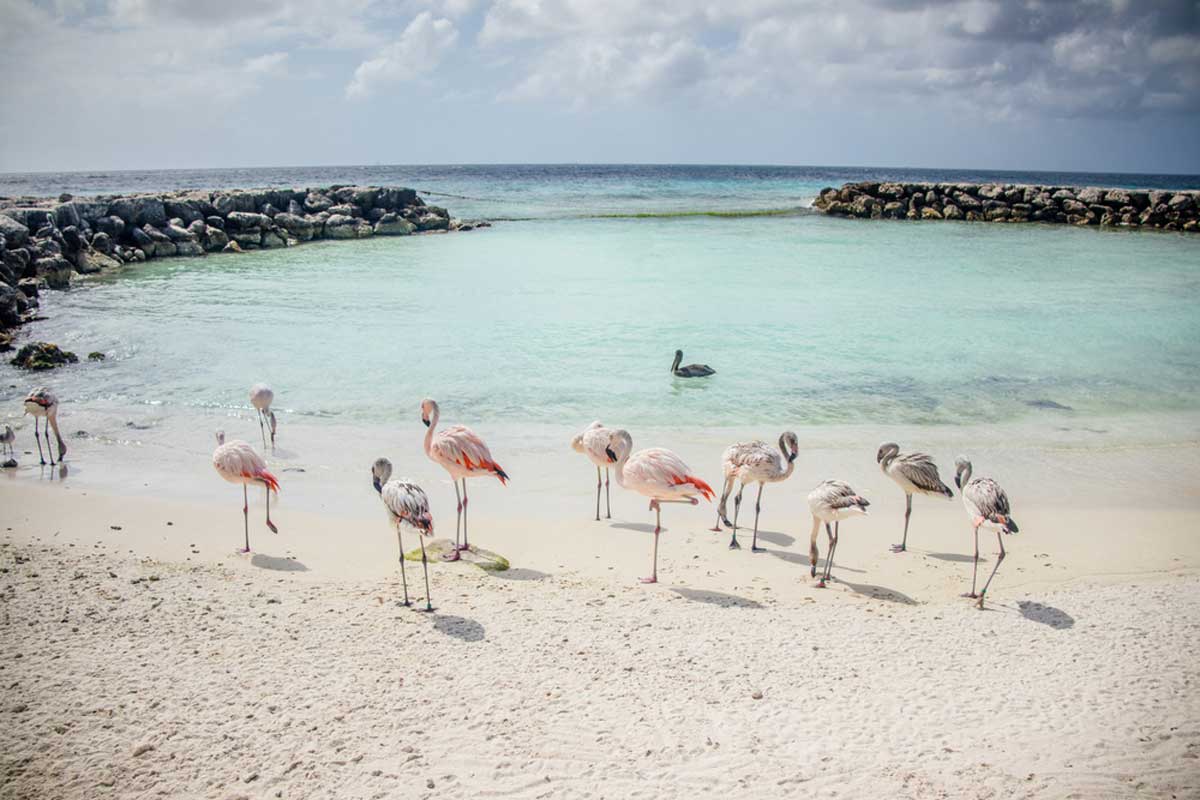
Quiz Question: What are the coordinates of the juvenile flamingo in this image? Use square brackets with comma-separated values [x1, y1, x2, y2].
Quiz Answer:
[0, 424, 15, 460]
[372, 457, 435, 611]
[249, 383, 277, 449]
[605, 430, 714, 584]
[807, 480, 870, 588]
[712, 432, 799, 551]
[211, 431, 280, 552]
[955, 457, 1019, 609]
[420, 399, 509, 561]
[877, 442, 953, 552]
[24, 388, 66, 466]
[571, 421, 626, 520]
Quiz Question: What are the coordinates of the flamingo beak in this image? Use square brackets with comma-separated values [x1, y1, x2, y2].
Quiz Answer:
[605, 446, 617, 463]
[422, 417, 430, 428]
[372, 476, 382, 493]
[954, 474, 962, 489]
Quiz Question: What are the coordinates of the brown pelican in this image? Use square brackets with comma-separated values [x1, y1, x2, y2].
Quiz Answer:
[877, 442, 953, 552]
[671, 350, 715, 378]
[712, 432, 799, 551]
[955, 457, 1019, 609]
[807, 480, 870, 587]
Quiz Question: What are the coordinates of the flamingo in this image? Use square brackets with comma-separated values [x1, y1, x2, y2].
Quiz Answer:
[571, 421, 626, 521]
[211, 431, 280, 553]
[420, 398, 509, 562]
[876, 442, 953, 552]
[605, 430, 714, 584]
[807, 480, 870, 588]
[712, 432, 799, 551]
[24, 388, 66, 466]
[954, 457, 1019, 609]
[670, 349, 715, 378]
[249, 383, 277, 449]
[0, 424, 15, 460]
[372, 457, 435, 611]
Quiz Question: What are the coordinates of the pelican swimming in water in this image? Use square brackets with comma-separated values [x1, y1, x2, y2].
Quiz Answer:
[807, 480, 870, 588]
[877, 442, 953, 552]
[955, 456, 1019, 609]
[670, 350, 715, 378]
[713, 432, 799, 551]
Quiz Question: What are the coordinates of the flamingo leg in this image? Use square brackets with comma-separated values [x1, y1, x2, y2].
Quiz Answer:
[419, 537, 434, 612]
[241, 484, 250, 553]
[893, 493, 912, 552]
[604, 467, 611, 519]
[809, 517, 821, 579]
[750, 483, 766, 552]
[641, 502, 660, 584]
[265, 483, 278, 533]
[44, 422, 55, 466]
[968, 525, 981, 598]
[712, 476, 734, 532]
[258, 411, 267, 449]
[729, 483, 744, 549]
[442, 481, 463, 562]
[595, 465, 602, 521]
[977, 530, 1007, 609]
[823, 521, 840, 583]
[460, 478, 470, 551]
[33, 418, 45, 465]
[395, 524, 410, 606]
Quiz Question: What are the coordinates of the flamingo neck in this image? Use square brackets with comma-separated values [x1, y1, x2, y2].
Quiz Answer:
[613, 452, 630, 488]
[423, 407, 438, 456]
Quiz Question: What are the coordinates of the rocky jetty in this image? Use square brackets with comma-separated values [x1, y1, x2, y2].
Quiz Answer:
[0, 185, 485, 342]
[812, 182, 1200, 232]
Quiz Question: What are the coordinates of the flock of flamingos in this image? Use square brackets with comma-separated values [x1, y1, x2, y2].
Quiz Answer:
[16, 360, 1019, 615]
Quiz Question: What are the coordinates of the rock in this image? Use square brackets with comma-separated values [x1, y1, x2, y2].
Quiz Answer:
[75, 248, 122, 274]
[91, 232, 113, 255]
[226, 212, 270, 231]
[259, 230, 287, 249]
[223, 240, 243, 253]
[920, 206, 943, 220]
[0, 215, 30, 248]
[1077, 187, 1104, 204]
[977, 184, 1004, 200]
[412, 209, 450, 231]
[205, 215, 226, 231]
[164, 224, 196, 243]
[164, 199, 203, 225]
[953, 192, 981, 210]
[304, 192, 333, 213]
[374, 214, 416, 236]
[327, 203, 358, 217]
[323, 214, 358, 239]
[1105, 189, 1131, 208]
[878, 182, 906, 199]
[0, 284, 20, 327]
[53, 203, 82, 229]
[175, 241, 204, 257]
[1149, 191, 1171, 207]
[204, 228, 229, 252]
[1051, 189, 1076, 202]
[16, 278, 39, 299]
[1061, 199, 1088, 215]
[261, 203, 281, 218]
[1168, 193, 1195, 213]
[35, 256, 73, 288]
[133, 197, 167, 227]
[93, 215, 125, 239]
[88, 351, 106, 361]
[882, 201, 906, 219]
[273, 213, 315, 241]
[231, 229, 262, 248]
[11, 341, 78, 370]
[187, 220, 207, 238]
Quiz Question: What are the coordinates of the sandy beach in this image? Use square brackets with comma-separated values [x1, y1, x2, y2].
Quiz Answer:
[2, 410, 1199, 799]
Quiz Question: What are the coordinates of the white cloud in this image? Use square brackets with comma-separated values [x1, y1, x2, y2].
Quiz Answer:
[345, 11, 458, 99]
[243, 52, 290, 75]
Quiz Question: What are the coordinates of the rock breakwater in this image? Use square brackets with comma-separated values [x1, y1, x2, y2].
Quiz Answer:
[0, 185, 484, 342]
[812, 182, 1200, 232]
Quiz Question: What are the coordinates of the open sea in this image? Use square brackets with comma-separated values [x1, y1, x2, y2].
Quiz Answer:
[2, 164, 1199, 437]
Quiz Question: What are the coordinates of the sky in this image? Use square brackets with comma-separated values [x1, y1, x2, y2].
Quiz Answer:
[1, 0, 1198, 175]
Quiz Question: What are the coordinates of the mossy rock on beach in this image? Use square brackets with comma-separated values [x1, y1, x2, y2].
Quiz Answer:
[404, 538, 510, 572]
[11, 341, 78, 370]
[87, 351, 106, 361]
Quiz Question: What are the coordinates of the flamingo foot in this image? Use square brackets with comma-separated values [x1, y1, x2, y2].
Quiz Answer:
[816, 579, 827, 588]
[416, 603, 435, 613]
[639, 576, 658, 584]
[975, 596, 986, 610]
[709, 525, 723, 532]
[963, 592, 979, 599]
[751, 546, 766, 553]
[440, 550, 461, 562]
[890, 544, 906, 553]
[238, 547, 251, 554]
[456, 543, 472, 553]
[266, 521, 278, 533]
[728, 539, 741, 550]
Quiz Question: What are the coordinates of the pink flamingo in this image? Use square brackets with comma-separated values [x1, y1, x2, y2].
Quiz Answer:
[24, 387, 66, 466]
[249, 383, 277, 449]
[605, 430, 714, 584]
[420, 399, 509, 561]
[212, 431, 280, 552]
[571, 420, 625, 521]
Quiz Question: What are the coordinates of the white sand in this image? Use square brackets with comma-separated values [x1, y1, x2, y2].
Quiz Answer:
[1, 412, 1199, 798]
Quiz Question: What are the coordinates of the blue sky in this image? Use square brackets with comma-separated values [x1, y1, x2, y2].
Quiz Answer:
[1, 0, 1198, 174]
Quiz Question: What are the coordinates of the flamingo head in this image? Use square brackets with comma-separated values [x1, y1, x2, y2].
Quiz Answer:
[779, 431, 799, 463]
[954, 456, 971, 489]
[420, 398, 438, 428]
[605, 429, 633, 463]
[372, 457, 393, 493]
[876, 442, 899, 464]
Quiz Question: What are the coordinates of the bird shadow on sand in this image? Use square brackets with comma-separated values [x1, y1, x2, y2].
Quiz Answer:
[770, 550, 865, 573]
[250, 553, 310, 572]
[749, 529, 795, 547]
[926, 552, 986, 564]
[1017, 600, 1075, 629]
[489, 567, 550, 582]
[836, 579, 918, 605]
[432, 615, 485, 642]
[609, 522, 660, 533]
[671, 588, 762, 609]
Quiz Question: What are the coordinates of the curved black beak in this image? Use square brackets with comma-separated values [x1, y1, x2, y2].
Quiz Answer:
[954, 474, 962, 489]
[422, 418, 430, 428]
[372, 476, 382, 493]
[605, 446, 617, 463]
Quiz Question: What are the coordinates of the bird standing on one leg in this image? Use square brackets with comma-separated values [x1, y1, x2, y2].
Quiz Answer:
[420, 399, 509, 562]
[212, 431, 280, 553]
[23, 388, 66, 466]
[571, 421, 626, 521]
[713, 432, 799, 551]
[955, 456, 1019, 609]
[877, 442, 952, 552]
[606, 430, 714, 584]
[372, 457, 435, 611]
[807, 480, 870, 587]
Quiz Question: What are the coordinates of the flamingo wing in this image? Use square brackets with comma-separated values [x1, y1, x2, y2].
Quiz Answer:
[213, 440, 279, 492]
[382, 480, 434, 533]
[628, 448, 714, 500]
[895, 453, 953, 497]
[434, 426, 509, 483]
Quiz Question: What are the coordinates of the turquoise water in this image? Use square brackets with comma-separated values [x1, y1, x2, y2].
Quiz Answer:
[3, 167, 1198, 429]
